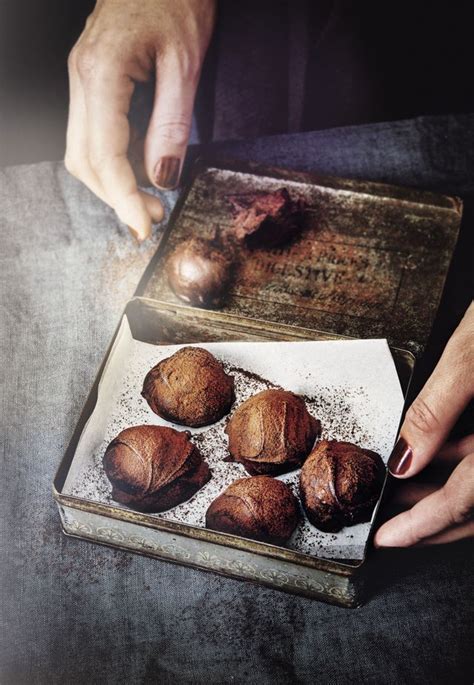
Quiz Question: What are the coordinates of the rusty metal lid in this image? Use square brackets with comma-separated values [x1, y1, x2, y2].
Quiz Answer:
[138, 160, 462, 356]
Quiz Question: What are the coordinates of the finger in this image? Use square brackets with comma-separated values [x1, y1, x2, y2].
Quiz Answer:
[378, 483, 438, 524]
[144, 52, 199, 189]
[418, 520, 474, 545]
[436, 434, 474, 463]
[388, 304, 474, 478]
[375, 454, 474, 547]
[128, 127, 148, 187]
[67, 52, 164, 240]
[65, 50, 110, 205]
[82, 62, 163, 241]
[390, 482, 438, 508]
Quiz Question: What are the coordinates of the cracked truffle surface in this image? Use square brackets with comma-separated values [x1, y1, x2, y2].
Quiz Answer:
[229, 187, 305, 248]
[103, 425, 210, 512]
[225, 389, 320, 475]
[300, 440, 386, 532]
[142, 346, 235, 427]
[206, 475, 299, 545]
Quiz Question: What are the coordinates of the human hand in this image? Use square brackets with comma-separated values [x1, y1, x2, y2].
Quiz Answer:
[375, 301, 474, 547]
[65, 0, 216, 242]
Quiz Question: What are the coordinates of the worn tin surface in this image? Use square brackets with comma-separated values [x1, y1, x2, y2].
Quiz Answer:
[140, 160, 462, 355]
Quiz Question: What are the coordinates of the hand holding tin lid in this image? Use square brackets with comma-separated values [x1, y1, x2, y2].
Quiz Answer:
[376, 302, 474, 547]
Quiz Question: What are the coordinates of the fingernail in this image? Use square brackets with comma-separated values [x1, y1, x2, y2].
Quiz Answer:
[154, 156, 180, 189]
[388, 437, 413, 475]
[128, 226, 144, 245]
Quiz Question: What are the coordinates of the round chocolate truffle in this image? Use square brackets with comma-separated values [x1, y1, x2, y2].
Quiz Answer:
[142, 346, 235, 427]
[299, 440, 386, 532]
[166, 236, 234, 308]
[103, 425, 210, 512]
[225, 389, 320, 475]
[206, 476, 299, 545]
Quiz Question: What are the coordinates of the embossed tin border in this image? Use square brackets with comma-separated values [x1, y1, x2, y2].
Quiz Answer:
[55, 493, 362, 607]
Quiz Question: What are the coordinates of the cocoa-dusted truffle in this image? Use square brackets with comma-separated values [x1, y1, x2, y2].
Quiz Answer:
[229, 187, 305, 249]
[166, 235, 234, 308]
[103, 425, 210, 512]
[142, 346, 235, 427]
[300, 440, 386, 532]
[206, 476, 299, 545]
[225, 389, 320, 475]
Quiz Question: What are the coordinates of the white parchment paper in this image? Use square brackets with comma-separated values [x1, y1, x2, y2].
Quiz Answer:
[64, 316, 405, 560]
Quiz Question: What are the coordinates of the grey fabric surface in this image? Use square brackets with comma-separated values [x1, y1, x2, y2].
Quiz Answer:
[1, 115, 473, 684]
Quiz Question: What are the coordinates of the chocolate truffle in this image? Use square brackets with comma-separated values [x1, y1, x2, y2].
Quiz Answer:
[229, 187, 305, 248]
[225, 389, 320, 475]
[206, 476, 299, 545]
[299, 440, 386, 532]
[103, 425, 210, 512]
[166, 236, 234, 308]
[142, 346, 235, 427]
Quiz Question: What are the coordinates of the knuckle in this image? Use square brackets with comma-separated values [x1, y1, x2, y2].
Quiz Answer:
[64, 153, 80, 178]
[75, 46, 97, 82]
[179, 54, 201, 81]
[155, 120, 190, 147]
[444, 454, 474, 524]
[89, 144, 121, 171]
[444, 332, 474, 387]
[441, 484, 472, 526]
[89, 150, 124, 173]
[405, 397, 440, 436]
[405, 509, 423, 546]
[67, 47, 79, 73]
[163, 47, 201, 81]
[75, 43, 108, 83]
[89, 153, 111, 175]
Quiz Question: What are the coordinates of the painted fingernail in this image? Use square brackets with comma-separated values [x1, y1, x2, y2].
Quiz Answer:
[154, 156, 180, 189]
[128, 226, 144, 245]
[388, 437, 413, 475]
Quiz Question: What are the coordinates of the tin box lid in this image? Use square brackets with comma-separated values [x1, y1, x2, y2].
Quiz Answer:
[137, 160, 462, 355]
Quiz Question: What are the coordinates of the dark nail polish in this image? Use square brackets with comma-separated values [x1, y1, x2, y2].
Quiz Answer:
[388, 437, 413, 475]
[154, 156, 180, 189]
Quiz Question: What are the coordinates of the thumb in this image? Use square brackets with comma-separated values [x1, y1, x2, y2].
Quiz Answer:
[144, 54, 199, 190]
[388, 306, 474, 478]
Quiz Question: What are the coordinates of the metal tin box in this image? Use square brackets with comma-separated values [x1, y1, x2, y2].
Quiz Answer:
[53, 161, 461, 607]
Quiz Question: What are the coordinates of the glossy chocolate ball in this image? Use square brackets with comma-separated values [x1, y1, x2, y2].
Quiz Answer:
[166, 236, 234, 308]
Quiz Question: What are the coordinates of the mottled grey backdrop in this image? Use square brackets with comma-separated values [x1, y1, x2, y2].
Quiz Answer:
[1, 115, 473, 684]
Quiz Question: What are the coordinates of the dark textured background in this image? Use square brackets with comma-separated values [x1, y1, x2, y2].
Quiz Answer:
[1, 115, 473, 684]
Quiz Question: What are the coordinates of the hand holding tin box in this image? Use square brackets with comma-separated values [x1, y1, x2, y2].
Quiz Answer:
[376, 302, 474, 547]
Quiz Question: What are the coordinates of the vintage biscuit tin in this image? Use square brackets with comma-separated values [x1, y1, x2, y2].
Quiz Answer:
[53, 160, 462, 607]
